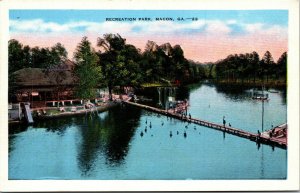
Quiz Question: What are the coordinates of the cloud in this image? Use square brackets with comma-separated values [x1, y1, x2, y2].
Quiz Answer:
[9, 18, 288, 62]
[10, 19, 70, 33]
[226, 20, 237, 25]
[10, 18, 287, 37]
[9, 18, 223, 35]
[10, 18, 287, 38]
[205, 20, 232, 34]
[244, 23, 264, 33]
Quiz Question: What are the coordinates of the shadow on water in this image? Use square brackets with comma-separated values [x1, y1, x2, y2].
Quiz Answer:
[213, 82, 286, 103]
[39, 118, 73, 135]
[135, 84, 199, 109]
[9, 118, 73, 153]
[9, 123, 28, 135]
[136, 81, 285, 107]
[76, 105, 142, 176]
[8, 123, 27, 154]
[214, 83, 256, 101]
[9, 105, 142, 177]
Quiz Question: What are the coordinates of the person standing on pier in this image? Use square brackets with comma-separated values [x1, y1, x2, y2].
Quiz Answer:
[223, 116, 226, 127]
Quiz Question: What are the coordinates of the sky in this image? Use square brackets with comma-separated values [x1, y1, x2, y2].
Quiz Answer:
[9, 10, 288, 63]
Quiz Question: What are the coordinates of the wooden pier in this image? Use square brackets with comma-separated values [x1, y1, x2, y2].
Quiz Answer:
[124, 100, 287, 149]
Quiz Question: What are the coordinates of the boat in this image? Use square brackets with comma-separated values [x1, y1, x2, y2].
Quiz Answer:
[252, 96, 269, 100]
[251, 87, 269, 101]
[268, 89, 279, 93]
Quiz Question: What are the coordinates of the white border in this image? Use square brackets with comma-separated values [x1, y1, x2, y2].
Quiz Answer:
[0, 0, 299, 191]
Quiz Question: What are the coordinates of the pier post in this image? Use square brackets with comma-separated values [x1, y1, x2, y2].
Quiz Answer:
[70, 101, 73, 105]
[52, 101, 55, 106]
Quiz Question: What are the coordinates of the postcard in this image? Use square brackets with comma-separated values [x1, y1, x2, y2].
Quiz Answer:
[0, 0, 299, 191]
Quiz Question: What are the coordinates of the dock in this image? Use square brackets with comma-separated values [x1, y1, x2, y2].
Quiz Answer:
[124, 100, 287, 149]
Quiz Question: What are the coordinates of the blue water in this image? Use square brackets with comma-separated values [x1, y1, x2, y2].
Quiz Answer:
[188, 84, 287, 132]
[9, 83, 287, 180]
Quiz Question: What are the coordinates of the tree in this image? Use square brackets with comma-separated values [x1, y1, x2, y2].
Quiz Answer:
[119, 44, 143, 87]
[97, 33, 142, 100]
[8, 39, 30, 73]
[50, 43, 68, 65]
[172, 45, 185, 81]
[261, 51, 275, 82]
[277, 52, 287, 81]
[8, 39, 31, 102]
[249, 51, 260, 83]
[31, 47, 51, 68]
[145, 40, 158, 52]
[74, 37, 102, 100]
[141, 41, 159, 82]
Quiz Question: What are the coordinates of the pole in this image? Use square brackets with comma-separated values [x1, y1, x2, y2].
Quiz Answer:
[262, 99, 264, 132]
[261, 85, 265, 132]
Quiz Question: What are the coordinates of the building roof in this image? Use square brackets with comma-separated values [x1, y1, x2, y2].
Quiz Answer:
[13, 68, 76, 87]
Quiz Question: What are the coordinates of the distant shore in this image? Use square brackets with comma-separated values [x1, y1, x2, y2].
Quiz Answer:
[211, 79, 287, 89]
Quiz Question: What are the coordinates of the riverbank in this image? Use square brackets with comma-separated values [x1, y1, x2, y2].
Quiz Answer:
[8, 102, 120, 125]
[9, 94, 131, 124]
[34, 101, 119, 120]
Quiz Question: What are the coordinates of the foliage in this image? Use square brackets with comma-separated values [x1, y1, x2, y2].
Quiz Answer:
[8, 39, 30, 73]
[9, 39, 68, 72]
[141, 41, 205, 84]
[276, 52, 287, 80]
[97, 34, 142, 100]
[9, 36, 287, 103]
[213, 51, 287, 85]
[74, 37, 102, 100]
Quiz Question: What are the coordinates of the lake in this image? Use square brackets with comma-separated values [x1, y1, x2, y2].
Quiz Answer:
[9, 83, 287, 180]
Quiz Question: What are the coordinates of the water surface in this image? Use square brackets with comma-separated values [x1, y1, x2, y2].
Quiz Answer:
[9, 83, 287, 180]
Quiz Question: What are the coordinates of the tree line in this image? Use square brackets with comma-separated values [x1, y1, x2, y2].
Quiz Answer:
[9, 34, 287, 101]
[8, 39, 68, 74]
[210, 51, 287, 84]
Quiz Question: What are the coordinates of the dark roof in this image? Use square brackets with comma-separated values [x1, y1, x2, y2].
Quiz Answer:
[13, 68, 76, 86]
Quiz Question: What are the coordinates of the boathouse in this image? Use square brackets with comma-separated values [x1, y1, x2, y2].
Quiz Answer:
[10, 60, 77, 108]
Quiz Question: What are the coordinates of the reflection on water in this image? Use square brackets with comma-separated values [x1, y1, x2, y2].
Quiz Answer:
[9, 105, 142, 178]
[9, 83, 287, 180]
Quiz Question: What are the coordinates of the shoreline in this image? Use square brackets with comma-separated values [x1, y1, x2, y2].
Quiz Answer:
[211, 79, 287, 88]
[9, 101, 120, 125]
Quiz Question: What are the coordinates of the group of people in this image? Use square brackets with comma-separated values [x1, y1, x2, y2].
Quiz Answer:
[269, 127, 287, 138]
[169, 99, 189, 114]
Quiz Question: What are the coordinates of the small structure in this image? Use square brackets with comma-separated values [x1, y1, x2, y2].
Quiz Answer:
[10, 60, 77, 108]
[8, 103, 21, 121]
